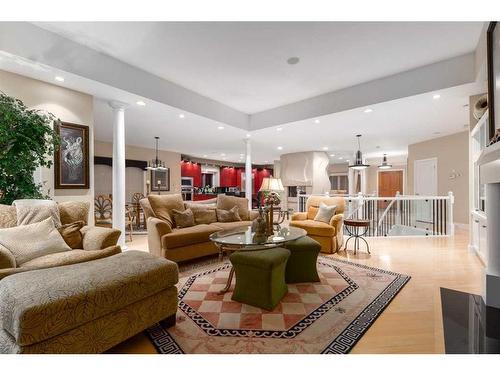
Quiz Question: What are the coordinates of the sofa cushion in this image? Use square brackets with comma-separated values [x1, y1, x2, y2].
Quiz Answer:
[216, 206, 242, 222]
[172, 208, 195, 228]
[188, 205, 217, 225]
[289, 220, 335, 236]
[216, 194, 250, 220]
[58, 201, 90, 225]
[148, 194, 185, 228]
[20, 246, 121, 269]
[58, 221, 85, 249]
[12, 199, 61, 227]
[0, 204, 17, 229]
[0, 250, 178, 346]
[162, 224, 220, 249]
[0, 217, 71, 265]
[212, 221, 253, 231]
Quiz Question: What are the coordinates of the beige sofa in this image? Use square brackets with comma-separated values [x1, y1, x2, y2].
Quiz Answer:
[141, 194, 258, 262]
[0, 201, 121, 280]
[289, 196, 345, 253]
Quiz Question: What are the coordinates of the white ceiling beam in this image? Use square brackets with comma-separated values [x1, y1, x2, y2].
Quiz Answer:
[249, 53, 476, 130]
[0, 22, 250, 130]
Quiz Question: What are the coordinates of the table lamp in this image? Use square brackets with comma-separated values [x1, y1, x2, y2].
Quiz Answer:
[259, 177, 284, 235]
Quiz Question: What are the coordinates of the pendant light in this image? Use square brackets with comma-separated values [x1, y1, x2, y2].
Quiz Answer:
[348, 134, 370, 170]
[378, 154, 393, 169]
[146, 136, 167, 171]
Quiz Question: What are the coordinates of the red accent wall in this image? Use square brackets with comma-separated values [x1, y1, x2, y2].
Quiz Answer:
[220, 166, 239, 187]
[180, 161, 202, 187]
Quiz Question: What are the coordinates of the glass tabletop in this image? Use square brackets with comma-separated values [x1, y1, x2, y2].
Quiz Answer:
[209, 225, 306, 247]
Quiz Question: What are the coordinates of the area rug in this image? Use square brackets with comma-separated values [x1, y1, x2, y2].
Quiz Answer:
[146, 256, 410, 354]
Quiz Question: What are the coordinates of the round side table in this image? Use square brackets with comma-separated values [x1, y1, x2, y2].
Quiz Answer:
[343, 219, 371, 255]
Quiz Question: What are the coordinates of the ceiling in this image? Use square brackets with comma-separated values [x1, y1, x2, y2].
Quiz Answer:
[35, 22, 484, 113]
[0, 22, 487, 165]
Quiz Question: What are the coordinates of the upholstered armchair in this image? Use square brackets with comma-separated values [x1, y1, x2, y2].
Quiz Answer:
[289, 196, 345, 253]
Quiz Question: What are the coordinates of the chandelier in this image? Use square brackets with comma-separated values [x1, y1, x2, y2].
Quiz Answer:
[378, 154, 393, 169]
[348, 134, 370, 170]
[146, 137, 167, 171]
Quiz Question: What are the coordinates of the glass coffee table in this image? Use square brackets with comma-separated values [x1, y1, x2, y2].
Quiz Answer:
[209, 226, 307, 293]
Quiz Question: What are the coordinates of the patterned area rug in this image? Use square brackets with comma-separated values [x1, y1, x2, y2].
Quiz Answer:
[146, 256, 410, 354]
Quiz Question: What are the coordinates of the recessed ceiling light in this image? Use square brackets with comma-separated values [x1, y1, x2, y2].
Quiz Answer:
[329, 154, 335, 157]
[277, 146, 283, 150]
[339, 157, 343, 160]
[314, 119, 320, 124]
[179, 113, 185, 118]
[136, 101, 146, 106]
[346, 160, 350, 163]
[221, 153, 226, 156]
[246, 133, 251, 138]
[217, 126, 225, 130]
[203, 154, 208, 158]
[276, 127, 283, 131]
[55, 76, 64, 82]
[287, 57, 300, 65]
[264, 160, 269, 163]
[364, 108, 373, 113]
[433, 94, 441, 100]
[322, 146, 328, 151]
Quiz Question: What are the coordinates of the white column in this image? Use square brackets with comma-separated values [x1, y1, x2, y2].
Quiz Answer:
[244, 138, 252, 209]
[109, 101, 127, 248]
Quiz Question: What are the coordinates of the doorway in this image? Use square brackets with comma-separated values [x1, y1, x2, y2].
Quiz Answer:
[378, 170, 404, 197]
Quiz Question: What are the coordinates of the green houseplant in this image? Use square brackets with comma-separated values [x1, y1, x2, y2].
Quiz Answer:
[0, 92, 60, 205]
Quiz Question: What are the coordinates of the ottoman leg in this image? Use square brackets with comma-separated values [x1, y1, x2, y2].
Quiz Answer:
[159, 313, 177, 329]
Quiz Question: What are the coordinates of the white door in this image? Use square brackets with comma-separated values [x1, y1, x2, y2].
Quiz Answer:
[414, 158, 437, 225]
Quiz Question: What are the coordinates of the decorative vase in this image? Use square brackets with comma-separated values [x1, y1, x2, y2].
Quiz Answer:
[473, 94, 488, 121]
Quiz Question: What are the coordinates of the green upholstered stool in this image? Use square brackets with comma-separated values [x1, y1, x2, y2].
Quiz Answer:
[230, 248, 290, 311]
[284, 236, 321, 283]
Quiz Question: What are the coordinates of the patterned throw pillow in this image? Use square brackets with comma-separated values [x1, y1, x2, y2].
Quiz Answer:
[172, 208, 196, 228]
[313, 202, 337, 224]
[0, 217, 71, 265]
[216, 206, 242, 223]
[58, 220, 85, 249]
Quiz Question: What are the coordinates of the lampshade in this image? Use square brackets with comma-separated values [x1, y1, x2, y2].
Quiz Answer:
[378, 154, 393, 169]
[259, 177, 284, 192]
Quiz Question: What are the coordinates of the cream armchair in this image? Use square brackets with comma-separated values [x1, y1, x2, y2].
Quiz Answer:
[289, 196, 345, 253]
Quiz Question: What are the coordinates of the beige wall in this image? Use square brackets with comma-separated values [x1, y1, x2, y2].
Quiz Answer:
[0, 69, 95, 222]
[94, 141, 182, 197]
[407, 131, 469, 224]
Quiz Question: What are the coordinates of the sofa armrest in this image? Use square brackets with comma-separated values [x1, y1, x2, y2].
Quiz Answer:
[249, 210, 259, 221]
[329, 214, 344, 234]
[146, 217, 172, 258]
[291, 212, 307, 221]
[80, 226, 121, 250]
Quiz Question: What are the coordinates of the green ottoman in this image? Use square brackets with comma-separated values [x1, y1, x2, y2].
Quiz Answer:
[230, 248, 290, 311]
[284, 236, 321, 283]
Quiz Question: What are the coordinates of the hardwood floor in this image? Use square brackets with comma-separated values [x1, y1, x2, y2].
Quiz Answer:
[110, 228, 483, 354]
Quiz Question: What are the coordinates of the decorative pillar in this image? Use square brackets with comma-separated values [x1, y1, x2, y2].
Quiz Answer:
[245, 138, 252, 209]
[109, 101, 127, 248]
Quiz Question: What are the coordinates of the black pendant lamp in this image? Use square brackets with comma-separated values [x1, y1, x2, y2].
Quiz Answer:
[348, 134, 370, 170]
[146, 136, 167, 171]
[378, 154, 393, 169]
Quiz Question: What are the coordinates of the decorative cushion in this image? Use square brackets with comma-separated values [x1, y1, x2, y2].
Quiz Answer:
[185, 203, 217, 224]
[172, 208, 195, 228]
[57, 221, 85, 249]
[58, 201, 90, 225]
[12, 199, 61, 227]
[313, 202, 337, 224]
[0, 217, 71, 265]
[0, 204, 17, 229]
[216, 206, 241, 223]
[216, 194, 250, 220]
[148, 194, 185, 228]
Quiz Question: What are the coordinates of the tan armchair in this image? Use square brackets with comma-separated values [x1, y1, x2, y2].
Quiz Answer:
[289, 196, 345, 253]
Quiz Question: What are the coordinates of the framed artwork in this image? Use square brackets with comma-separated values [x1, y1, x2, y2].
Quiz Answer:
[54, 122, 90, 189]
[487, 22, 500, 140]
[151, 169, 170, 191]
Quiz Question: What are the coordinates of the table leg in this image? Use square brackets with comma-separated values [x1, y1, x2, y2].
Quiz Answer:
[218, 267, 235, 294]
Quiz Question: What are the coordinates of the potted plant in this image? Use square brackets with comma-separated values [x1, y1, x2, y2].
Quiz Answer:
[0, 92, 60, 205]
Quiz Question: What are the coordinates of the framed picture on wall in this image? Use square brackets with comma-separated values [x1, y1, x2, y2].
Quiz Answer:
[151, 169, 170, 191]
[487, 22, 500, 142]
[54, 122, 90, 189]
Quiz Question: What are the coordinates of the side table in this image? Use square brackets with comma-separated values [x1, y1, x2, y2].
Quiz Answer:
[343, 219, 371, 255]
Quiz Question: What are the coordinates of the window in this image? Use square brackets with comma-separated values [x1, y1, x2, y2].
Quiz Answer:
[329, 174, 348, 191]
[288, 186, 306, 198]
